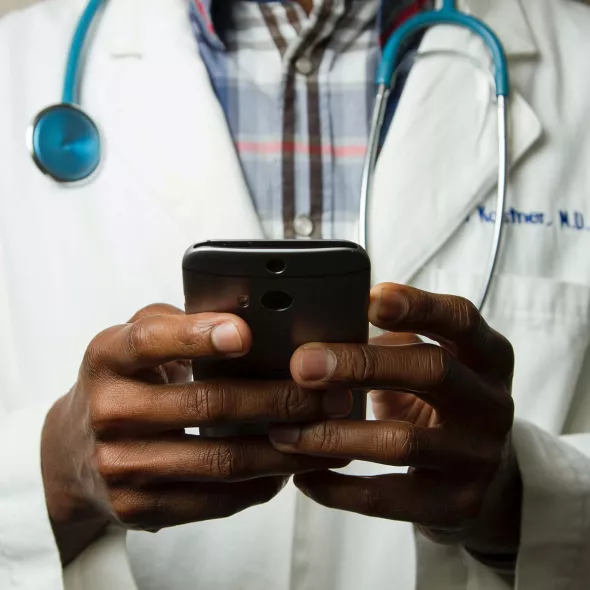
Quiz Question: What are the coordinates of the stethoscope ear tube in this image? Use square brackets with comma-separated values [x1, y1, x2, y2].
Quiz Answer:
[359, 84, 390, 254]
[361, 5, 510, 313]
[477, 95, 508, 311]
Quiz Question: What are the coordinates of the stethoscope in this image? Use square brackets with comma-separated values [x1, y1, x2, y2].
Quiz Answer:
[27, 0, 509, 311]
[26, 0, 104, 184]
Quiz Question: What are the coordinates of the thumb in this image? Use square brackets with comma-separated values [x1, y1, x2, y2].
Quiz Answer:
[128, 304, 190, 384]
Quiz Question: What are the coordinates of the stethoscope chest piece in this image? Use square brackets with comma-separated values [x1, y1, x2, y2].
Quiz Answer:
[28, 103, 101, 183]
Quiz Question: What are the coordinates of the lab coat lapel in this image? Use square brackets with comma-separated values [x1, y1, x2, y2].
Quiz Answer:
[88, 0, 263, 243]
[368, 0, 543, 286]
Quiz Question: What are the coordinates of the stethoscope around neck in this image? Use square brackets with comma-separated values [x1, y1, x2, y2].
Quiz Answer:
[27, 0, 510, 311]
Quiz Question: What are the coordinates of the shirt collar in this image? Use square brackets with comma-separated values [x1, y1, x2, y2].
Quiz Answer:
[190, 0, 418, 49]
[190, 0, 538, 58]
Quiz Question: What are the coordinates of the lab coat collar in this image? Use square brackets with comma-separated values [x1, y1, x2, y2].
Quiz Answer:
[462, 0, 538, 58]
[90, 0, 264, 244]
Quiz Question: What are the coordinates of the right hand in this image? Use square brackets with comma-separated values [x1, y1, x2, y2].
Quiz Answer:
[41, 304, 351, 564]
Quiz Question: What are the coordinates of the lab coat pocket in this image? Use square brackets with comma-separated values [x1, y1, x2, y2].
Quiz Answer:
[420, 270, 590, 434]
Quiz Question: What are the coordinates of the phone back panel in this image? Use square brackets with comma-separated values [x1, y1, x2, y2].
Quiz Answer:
[183, 240, 371, 433]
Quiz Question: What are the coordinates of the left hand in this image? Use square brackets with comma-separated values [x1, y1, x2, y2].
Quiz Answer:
[269, 283, 518, 554]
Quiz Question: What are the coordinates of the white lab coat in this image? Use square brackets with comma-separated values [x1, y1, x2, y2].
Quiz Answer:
[1, 0, 590, 588]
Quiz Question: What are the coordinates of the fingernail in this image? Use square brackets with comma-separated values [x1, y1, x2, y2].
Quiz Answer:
[322, 390, 351, 418]
[269, 427, 301, 446]
[377, 288, 409, 322]
[211, 322, 243, 353]
[299, 349, 337, 382]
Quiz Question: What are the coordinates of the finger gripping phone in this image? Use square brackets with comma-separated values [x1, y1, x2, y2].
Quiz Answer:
[182, 240, 371, 436]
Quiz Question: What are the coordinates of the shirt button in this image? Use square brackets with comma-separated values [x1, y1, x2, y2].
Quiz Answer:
[293, 215, 314, 237]
[295, 55, 315, 76]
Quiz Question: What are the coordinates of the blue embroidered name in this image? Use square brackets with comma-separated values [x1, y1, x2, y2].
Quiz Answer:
[466, 207, 590, 231]
[559, 210, 587, 230]
[472, 206, 545, 225]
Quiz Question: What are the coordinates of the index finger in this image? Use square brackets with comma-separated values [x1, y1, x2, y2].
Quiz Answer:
[86, 312, 252, 376]
[368, 283, 514, 378]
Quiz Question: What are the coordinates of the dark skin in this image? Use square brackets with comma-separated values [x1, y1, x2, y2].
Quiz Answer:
[42, 305, 350, 565]
[272, 284, 520, 556]
[42, 284, 519, 567]
[295, 0, 314, 14]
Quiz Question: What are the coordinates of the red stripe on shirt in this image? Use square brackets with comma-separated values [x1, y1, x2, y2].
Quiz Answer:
[236, 141, 367, 158]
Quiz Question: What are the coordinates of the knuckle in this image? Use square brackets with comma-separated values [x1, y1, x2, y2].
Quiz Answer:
[447, 296, 483, 336]
[176, 317, 211, 350]
[277, 383, 309, 419]
[199, 381, 231, 423]
[362, 485, 389, 518]
[83, 344, 103, 378]
[380, 426, 416, 465]
[126, 319, 153, 361]
[112, 490, 160, 530]
[177, 385, 204, 422]
[95, 443, 140, 484]
[423, 346, 452, 391]
[312, 422, 343, 455]
[204, 443, 239, 480]
[95, 444, 124, 483]
[412, 291, 444, 325]
[460, 298, 483, 334]
[350, 347, 377, 383]
[179, 382, 227, 424]
[90, 391, 125, 438]
[83, 332, 113, 378]
[110, 494, 137, 526]
[414, 290, 435, 323]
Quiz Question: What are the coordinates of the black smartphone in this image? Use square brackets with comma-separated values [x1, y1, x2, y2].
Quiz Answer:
[182, 240, 371, 437]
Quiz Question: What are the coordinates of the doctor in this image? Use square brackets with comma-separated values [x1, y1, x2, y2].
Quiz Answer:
[1, 0, 590, 589]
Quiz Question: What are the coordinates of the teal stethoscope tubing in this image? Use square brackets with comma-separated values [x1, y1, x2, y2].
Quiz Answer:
[360, 0, 510, 311]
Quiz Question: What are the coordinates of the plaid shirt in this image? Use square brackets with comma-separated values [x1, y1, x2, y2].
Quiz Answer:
[190, 0, 429, 239]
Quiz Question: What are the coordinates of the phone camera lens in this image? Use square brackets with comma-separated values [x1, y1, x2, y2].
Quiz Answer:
[237, 295, 250, 308]
[261, 291, 293, 312]
[266, 258, 286, 274]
